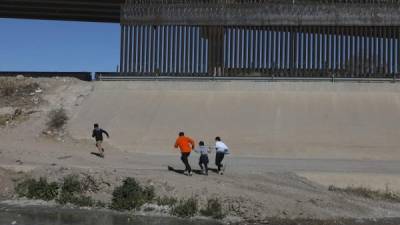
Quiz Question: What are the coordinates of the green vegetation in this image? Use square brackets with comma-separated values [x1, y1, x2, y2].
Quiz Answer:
[171, 197, 198, 218]
[60, 175, 82, 194]
[95, 201, 107, 208]
[58, 194, 95, 207]
[110, 177, 155, 211]
[15, 175, 95, 207]
[328, 185, 400, 202]
[57, 175, 95, 207]
[200, 198, 225, 219]
[47, 108, 68, 130]
[155, 196, 178, 207]
[15, 178, 58, 201]
[14, 175, 227, 220]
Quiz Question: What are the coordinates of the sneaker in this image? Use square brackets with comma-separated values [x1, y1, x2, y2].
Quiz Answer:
[188, 171, 193, 176]
[183, 171, 189, 176]
[219, 170, 224, 175]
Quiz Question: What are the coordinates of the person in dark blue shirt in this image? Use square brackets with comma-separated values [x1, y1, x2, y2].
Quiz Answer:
[92, 123, 109, 158]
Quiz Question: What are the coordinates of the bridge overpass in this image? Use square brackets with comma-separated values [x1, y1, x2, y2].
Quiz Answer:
[1, 0, 399, 24]
[0, 0, 122, 22]
[1, 0, 400, 78]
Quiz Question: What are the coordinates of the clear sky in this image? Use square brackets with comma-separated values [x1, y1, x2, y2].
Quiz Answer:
[0, 18, 120, 72]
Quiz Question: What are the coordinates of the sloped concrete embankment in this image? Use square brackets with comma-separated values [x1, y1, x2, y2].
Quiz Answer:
[69, 81, 400, 161]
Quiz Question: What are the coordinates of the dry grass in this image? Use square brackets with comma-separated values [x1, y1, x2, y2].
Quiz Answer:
[0, 78, 41, 111]
[0, 79, 17, 96]
[328, 185, 400, 202]
[0, 109, 29, 127]
[200, 198, 225, 219]
[0, 114, 11, 126]
[0, 78, 39, 97]
[171, 197, 198, 218]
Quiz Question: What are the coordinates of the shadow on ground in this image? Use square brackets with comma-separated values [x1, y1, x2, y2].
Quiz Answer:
[167, 166, 219, 175]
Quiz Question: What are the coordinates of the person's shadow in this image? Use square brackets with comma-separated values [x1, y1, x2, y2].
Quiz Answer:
[90, 152, 104, 158]
[167, 166, 219, 175]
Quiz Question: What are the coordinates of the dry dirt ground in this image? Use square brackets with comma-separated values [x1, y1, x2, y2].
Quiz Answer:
[1, 77, 400, 223]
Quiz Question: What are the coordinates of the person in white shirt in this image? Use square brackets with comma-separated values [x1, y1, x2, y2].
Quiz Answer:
[214, 136, 229, 175]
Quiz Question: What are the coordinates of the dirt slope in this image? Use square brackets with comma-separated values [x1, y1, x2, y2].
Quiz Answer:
[1, 78, 400, 223]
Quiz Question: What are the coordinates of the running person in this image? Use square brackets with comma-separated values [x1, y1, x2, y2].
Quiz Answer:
[174, 132, 195, 176]
[92, 123, 109, 158]
[194, 141, 210, 175]
[214, 136, 229, 175]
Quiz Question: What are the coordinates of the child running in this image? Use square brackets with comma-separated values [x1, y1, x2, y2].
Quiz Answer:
[194, 141, 211, 175]
[92, 123, 110, 158]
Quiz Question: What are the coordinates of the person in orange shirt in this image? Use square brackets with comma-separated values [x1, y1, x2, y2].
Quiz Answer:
[174, 131, 195, 176]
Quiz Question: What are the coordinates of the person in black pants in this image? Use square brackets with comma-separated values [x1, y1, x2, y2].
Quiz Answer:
[214, 136, 229, 175]
[181, 153, 191, 175]
[194, 141, 210, 175]
[174, 132, 195, 176]
[215, 152, 225, 173]
[92, 123, 109, 158]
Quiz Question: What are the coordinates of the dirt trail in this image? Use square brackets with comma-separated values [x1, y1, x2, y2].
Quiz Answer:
[1, 78, 400, 222]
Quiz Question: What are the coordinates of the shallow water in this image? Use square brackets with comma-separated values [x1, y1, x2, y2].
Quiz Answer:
[3, 205, 400, 225]
[0, 205, 221, 225]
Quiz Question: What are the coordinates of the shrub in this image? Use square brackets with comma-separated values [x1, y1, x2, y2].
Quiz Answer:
[95, 201, 107, 208]
[57, 175, 95, 207]
[15, 178, 58, 201]
[81, 175, 100, 193]
[15, 174, 101, 208]
[47, 108, 68, 130]
[61, 175, 82, 194]
[110, 177, 155, 211]
[172, 197, 198, 218]
[0, 79, 17, 96]
[143, 186, 156, 201]
[70, 195, 95, 207]
[200, 198, 225, 219]
[156, 196, 177, 206]
[57, 191, 74, 205]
